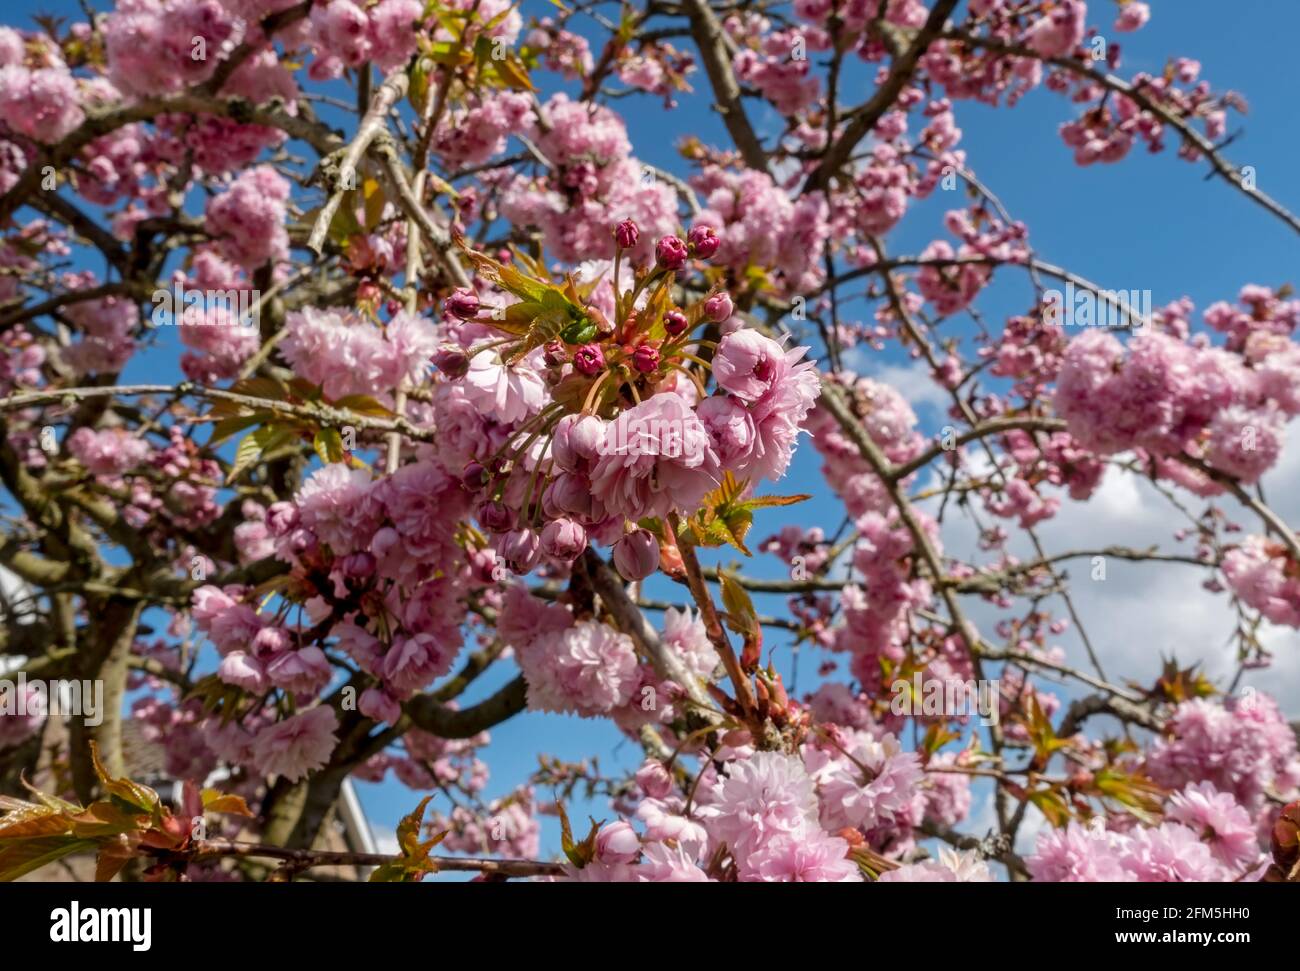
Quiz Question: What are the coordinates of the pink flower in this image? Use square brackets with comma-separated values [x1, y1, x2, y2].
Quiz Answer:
[802, 729, 922, 832]
[1027, 822, 1131, 882]
[698, 394, 759, 468]
[0, 66, 84, 143]
[687, 225, 720, 260]
[294, 463, 378, 555]
[1118, 822, 1230, 882]
[1024, 0, 1086, 58]
[462, 350, 548, 424]
[204, 166, 290, 270]
[698, 751, 822, 863]
[1222, 537, 1300, 628]
[251, 707, 339, 782]
[713, 330, 788, 402]
[590, 392, 721, 520]
[266, 646, 333, 696]
[635, 841, 712, 882]
[745, 831, 862, 882]
[516, 619, 639, 717]
[1166, 782, 1261, 871]
[1205, 405, 1284, 483]
[1115, 2, 1150, 32]
[383, 631, 457, 696]
[67, 427, 151, 476]
[445, 288, 480, 320]
[217, 651, 267, 693]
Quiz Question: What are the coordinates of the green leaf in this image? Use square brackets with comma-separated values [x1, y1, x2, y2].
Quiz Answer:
[369, 796, 446, 882]
[719, 569, 759, 641]
[209, 411, 268, 445]
[332, 394, 395, 418]
[555, 801, 601, 869]
[0, 836, 97, 882]
[91, 742, 161, 817]
[313, 426, 345, 464]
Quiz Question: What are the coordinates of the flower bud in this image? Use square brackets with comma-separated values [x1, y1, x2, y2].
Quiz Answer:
[476, 499, 514, 533]
[543, 339, 567, 366]
[655, 235, 688, 271]
[635, 759, 674, 799]
[703, 291, 734, 322]
[341, 550, 376, 580]
[663, 310, 689, 336]
[613, 528, 659, 580]
[614, 219, 640, 250]
[552, 414, 606, 472]
[1271, 801, 1300, 874]
[433, 348, 470, 379]
[499, 528, 541, 575]
[595, 820, 641, 864]
[631, 343, 660, 374]
[461, 461, 488, 492]
[289, 528, 319, 558]
[687, 225, 720, 260]
[573, 343, 606, 376]
[545, 472, 594, 518]
[540, 517, 588, 561]
[445, 287, 480, 320]
[266, 501, 299, 536]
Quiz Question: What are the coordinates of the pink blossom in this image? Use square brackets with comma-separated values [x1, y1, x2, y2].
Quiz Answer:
[204, 166, 290, 270]
[516, 620, 640, 717]
[294, 463, 379, 556]
[67, 427, 151, 476]
[251, 707, 339, 782]
[590, 392, 721, 521]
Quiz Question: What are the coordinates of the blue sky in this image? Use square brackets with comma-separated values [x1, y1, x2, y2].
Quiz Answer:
[7, 0, 1300, 866]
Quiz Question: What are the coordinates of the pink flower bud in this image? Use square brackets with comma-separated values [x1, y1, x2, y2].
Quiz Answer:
[552, 414, 606, 472]
[461, 461, 488, 492]
[703, 291, 734, 322]
[445, 287, 480, 320]
[499, 528, 541, 575]
[545, 472, 594, 518]
[266, 501, 298, 535]
[477, 500, 514, 533]
[543, 339, 566, 366]
[574, 343, 606, 376]
[613, 528, 659, 580]
[663, 310, 689, 336]
[341, 550, 376, 580]
[595, 820, 641, 864]
[433, 348, 470, 378]
[614, 219, 640, 250]
[655, 235, 689, 271]
[632, 343, 660, 374]
[540, 517, 588, 560]
[635, 759, 674, 799]
[687, 225, 720, 260]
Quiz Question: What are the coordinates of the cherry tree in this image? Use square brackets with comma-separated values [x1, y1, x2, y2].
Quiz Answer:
[0, 0, 1297, 883]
